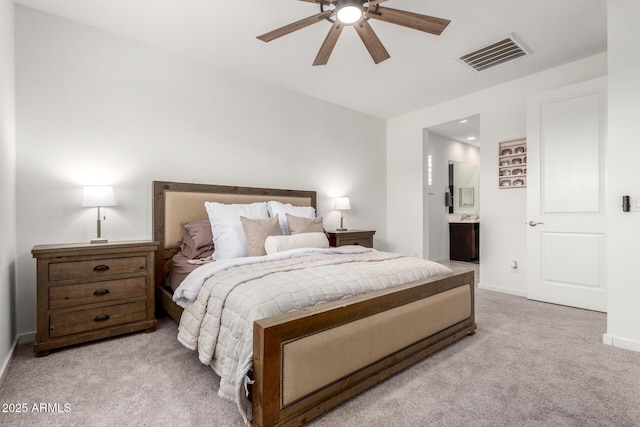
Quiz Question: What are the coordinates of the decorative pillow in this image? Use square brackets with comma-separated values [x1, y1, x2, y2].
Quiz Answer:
[179, 233, 214, 260]
[264, 232, 329, 255]
[267, 201, 316, 235]
[205, 201, 269, 260]
[179, 219, 214, 259]
[240, 215, 282, 257]
[286, 213, 324, 234]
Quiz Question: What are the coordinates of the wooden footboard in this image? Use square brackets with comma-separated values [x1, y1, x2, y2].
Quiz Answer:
[251, 269, 476, 427]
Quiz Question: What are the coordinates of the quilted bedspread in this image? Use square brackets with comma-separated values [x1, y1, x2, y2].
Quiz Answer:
[176, 247, 452, 422]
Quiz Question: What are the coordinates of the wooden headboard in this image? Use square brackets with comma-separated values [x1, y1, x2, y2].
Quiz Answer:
[152, 181, 317, 288]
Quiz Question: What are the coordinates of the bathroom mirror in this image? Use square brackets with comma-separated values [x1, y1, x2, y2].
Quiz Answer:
[448, 160, 479, 214]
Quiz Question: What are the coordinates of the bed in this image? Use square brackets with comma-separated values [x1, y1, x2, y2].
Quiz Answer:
[152, 180, 476, 427]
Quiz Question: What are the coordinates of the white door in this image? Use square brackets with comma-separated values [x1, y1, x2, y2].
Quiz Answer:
[526, 77, 607, 312]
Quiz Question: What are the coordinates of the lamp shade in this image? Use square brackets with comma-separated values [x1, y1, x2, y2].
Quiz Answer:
[335, 197, 351, 211]
[82, 185, 117, 207]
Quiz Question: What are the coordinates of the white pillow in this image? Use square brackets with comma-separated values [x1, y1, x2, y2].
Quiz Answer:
[264, 232, 329, 255]
[205, 201, 269, 260]
[267, 201, 316, 235]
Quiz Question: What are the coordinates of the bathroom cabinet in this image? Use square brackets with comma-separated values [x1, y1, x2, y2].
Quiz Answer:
[449, 222, 480, 263]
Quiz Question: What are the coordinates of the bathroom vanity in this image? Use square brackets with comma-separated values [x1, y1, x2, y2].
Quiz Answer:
[449, 220, 480, 263]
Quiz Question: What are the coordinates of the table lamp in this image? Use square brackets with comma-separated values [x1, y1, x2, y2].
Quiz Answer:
[82, 185, 117, 243]
[335, 197, 351, 231]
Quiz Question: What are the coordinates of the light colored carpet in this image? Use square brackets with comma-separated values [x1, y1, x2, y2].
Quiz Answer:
[2, 285, 640, 427]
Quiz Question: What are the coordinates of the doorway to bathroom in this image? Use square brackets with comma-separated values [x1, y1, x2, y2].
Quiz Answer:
[423, 115, 480, 263]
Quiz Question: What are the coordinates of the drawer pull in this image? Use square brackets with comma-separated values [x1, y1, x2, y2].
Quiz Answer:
[93, 288, 110, 296]
[93, 265, 110, 272]
[93, 314, 110, 322]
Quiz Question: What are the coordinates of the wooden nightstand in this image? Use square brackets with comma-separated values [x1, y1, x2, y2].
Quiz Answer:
[32, 241, 159, 356]
[327, 230, 375, 248]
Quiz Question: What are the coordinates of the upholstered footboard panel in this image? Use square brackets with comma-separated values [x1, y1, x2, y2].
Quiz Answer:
[281, 284, 471, 407]
[252, 270, 476, 427]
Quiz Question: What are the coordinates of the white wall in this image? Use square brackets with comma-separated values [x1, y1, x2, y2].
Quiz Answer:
[388, 53, 607, 296]
[604, 0, 640, 351]
[0, 0, 17, 380]
[15, 6, 387, 336]
[424, 132, 479, 261]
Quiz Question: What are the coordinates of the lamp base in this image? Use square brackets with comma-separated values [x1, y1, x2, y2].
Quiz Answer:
[336, 228, 348, 231]
[90, 238, 108, 244]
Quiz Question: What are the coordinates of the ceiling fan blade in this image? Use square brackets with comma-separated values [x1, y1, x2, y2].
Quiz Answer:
[366, 0, 389, 6]
[296, 0, 334, 4]
[257, 11, 333, 42]
[353, 20, 390, 64]
[313, 21, 344, 66]
[365, 6, 450, 35]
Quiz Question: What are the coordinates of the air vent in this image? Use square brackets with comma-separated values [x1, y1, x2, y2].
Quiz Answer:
[458, 34, 532, 72]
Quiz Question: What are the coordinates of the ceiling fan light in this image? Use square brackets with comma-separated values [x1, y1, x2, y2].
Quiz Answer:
[336, 2, 363, 24]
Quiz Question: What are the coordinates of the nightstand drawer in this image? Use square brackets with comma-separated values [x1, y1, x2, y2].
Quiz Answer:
[327, 230, 376, 248]
[48, 256, 147, 282]
[49, 277, 147, 309]
[336, 237, 373, 247]
[49, 300, 147, 338]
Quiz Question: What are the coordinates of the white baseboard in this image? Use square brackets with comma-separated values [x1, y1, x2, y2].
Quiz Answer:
[478, 282, 527, 298]
[603, 333, 640, 353]
[0, 336, 19, 387]
[0, 331, 36, 387]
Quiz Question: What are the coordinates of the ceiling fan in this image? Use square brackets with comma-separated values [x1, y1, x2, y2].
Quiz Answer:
[257, 0, 450, 66]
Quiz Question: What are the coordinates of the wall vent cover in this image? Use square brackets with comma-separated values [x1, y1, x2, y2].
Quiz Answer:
[458, 34, 532, 72]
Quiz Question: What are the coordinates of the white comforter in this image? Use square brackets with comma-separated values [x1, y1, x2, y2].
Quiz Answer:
[175, 247, 451, 422]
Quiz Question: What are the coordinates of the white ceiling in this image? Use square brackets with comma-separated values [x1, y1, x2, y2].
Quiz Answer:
[15, 0, 607, 119]
[428, 114, 480, 147]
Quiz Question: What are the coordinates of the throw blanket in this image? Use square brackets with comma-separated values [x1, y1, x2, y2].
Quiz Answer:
[176, 248, 452, 422]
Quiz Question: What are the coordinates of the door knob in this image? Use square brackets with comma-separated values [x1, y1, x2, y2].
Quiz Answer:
[528, 221, 544, 227]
